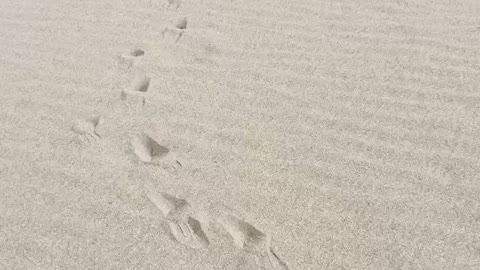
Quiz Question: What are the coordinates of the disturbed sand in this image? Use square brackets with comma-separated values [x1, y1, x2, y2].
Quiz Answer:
[0, 0, 479, 269]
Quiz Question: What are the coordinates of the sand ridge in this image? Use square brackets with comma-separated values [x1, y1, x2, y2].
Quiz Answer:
[0, 0, 479, 269]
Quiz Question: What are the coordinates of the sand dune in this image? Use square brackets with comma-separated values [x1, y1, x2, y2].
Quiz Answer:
[1, 0, 479, 269]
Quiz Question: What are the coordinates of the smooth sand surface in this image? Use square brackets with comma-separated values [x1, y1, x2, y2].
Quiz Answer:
[1, 0, 479, 269]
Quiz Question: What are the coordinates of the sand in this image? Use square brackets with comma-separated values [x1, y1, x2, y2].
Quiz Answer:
[0, 0, 479, 269]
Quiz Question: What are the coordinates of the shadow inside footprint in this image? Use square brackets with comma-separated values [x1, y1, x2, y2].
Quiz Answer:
[131, 133, 169, 163]
[167, 217, 209, 249]
[188, 217, 209, 244]
[129, 71, 151, 92]
[124, 71, 151, 93]
[121, 70, 151, 101]
[174, 17, 188, 30]
[130, 48, 145, 57]
[148, 192, 209, 249]
[217, 214, 290, 269]
[148, 191, 191, 220]
[162, 17, 188, 43]
[217, 215, 266, 252]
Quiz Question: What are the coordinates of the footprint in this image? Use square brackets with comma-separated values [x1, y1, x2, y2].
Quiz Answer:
[147, 191, 191, 220]
[162, 17, 188, 43]
[118, 48, 145, 70]
[167, 217, 209, 249]
[148, 192, 209, 249]
[121, 70, 151, 108]
[70, 115, 103, 145]
[217, 214, 267, 252]
[131, 132, 169, 163]
[130, 48, 145, 57]
[217, 214, 289, 269]
[122, 70, 151, 94]
[174, 17, 188, 30]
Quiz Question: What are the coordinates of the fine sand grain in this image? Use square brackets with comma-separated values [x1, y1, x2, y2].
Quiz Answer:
[1, 0, 479, 269]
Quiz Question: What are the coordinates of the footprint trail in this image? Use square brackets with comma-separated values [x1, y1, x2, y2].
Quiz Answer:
[217, 214, 290, 269]
[148, 191, 210, 249]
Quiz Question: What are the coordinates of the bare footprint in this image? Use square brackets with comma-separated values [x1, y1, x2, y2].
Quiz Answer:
[118, 48, 145, 70]
[130, 48, 145, 57]
[121, 70, 150, 107]
[217, 214, 289, 269]
[148, 192, 209, 249]
[162, 17, 188, 43]
[217, 214, 267, 251]
[70, 115, 103, 145]
[167, 217, 209, 249]
[131, 132, 169, 163]
[147, 192, 191, 220]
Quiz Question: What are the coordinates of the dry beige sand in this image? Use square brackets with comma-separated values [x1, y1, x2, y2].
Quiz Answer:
[1, 0, 480, 269]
